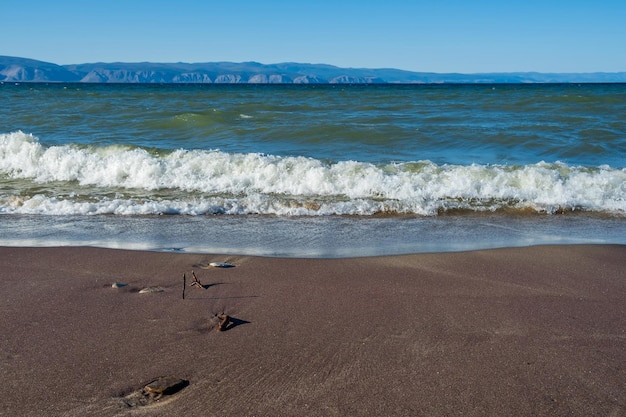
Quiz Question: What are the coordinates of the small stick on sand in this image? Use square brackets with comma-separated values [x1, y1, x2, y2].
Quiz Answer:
[182, 273, 186, 300]
[217, 312, 231, 331]
[190, 270, 205, 290]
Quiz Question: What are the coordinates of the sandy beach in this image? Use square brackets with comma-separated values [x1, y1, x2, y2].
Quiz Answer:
[1, 245, 625, 417]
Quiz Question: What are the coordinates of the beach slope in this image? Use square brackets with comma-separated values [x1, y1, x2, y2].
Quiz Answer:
[1, 245, 625, 416]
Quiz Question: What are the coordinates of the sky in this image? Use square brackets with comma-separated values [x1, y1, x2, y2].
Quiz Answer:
[2, 0, 625, 73]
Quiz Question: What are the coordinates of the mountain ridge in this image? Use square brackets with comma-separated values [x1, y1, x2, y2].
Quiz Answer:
[2, 55, 626, 84]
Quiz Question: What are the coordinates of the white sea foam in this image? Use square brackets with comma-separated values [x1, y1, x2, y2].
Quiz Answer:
[1, 131, 625, 216]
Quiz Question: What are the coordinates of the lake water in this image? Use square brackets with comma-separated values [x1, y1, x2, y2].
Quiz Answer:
[1, 83, 625, 256]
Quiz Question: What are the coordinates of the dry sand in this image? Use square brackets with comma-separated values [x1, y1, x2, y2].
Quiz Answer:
[0, 245, 625, 417]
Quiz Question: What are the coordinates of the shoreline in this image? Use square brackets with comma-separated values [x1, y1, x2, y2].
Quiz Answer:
[1, 244, 625, 416]
[3, 212, 626, 258]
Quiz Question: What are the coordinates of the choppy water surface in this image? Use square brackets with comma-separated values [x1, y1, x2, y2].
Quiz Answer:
[1, 83, 625, 255]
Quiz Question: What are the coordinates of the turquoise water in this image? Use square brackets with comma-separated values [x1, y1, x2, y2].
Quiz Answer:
[5, 83, 626, 166]
[1, 83, 625, 256]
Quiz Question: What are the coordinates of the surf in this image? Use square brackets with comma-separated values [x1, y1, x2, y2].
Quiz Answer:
[2, 131, 625, 216]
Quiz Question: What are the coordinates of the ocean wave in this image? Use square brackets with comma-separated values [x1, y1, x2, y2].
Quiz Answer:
[1, 131, 625, 216]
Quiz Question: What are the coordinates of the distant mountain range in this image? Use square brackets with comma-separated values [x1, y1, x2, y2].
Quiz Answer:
[2, 55, 626, 84]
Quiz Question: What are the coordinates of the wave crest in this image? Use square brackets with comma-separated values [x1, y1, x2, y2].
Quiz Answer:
[1, 131, 625, 216]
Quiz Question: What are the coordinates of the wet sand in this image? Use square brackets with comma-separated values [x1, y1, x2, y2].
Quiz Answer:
[1, 245, 625, 416]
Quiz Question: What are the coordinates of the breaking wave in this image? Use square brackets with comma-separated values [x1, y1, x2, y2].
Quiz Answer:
[1, 131, 625, 216]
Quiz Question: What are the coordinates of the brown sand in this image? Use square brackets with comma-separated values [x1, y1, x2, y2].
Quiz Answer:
[0, 245, 625, 417]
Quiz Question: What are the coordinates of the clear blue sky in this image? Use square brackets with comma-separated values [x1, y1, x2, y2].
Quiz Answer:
[2, 0, 625, 73]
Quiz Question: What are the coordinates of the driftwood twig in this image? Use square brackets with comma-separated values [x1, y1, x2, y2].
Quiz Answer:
[217, 312, 231, 331]
[190, 270, 205, 290]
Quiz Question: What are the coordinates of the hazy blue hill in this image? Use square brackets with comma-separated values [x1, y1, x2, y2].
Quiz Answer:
[0, 55, 80, 82]
[2, 55, 626, 84]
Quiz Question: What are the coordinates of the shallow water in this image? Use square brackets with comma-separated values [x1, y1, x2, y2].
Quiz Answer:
[2, 213, 624, 257]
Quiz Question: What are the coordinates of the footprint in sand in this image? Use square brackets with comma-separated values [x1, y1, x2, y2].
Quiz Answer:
[121, 376, 188, 408]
